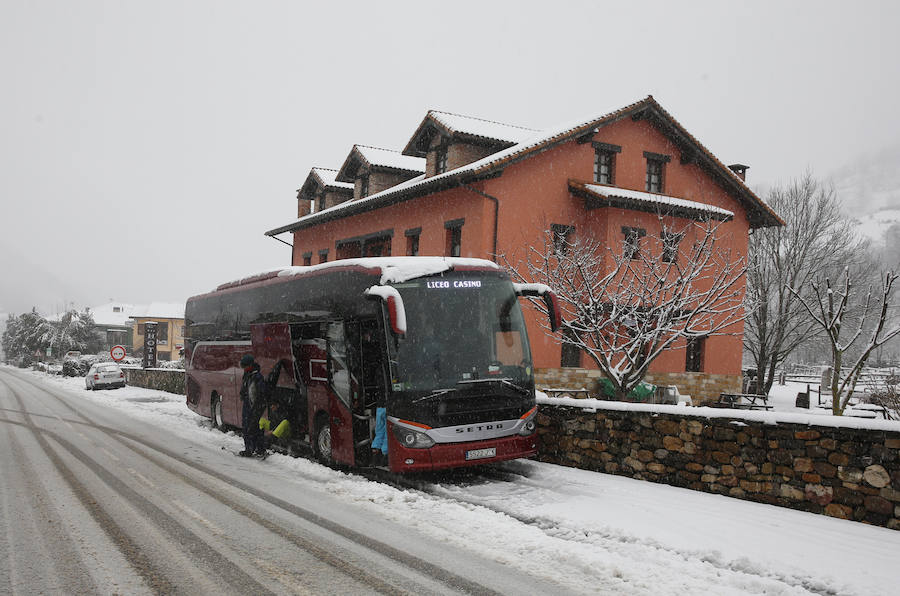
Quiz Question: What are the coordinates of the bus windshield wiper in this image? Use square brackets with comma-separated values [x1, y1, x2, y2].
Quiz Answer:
[457, 378, 530, 396]
[412, 388, 457, 403]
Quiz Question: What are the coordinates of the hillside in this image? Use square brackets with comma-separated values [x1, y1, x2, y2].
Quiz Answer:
[830, 143, 900, 245]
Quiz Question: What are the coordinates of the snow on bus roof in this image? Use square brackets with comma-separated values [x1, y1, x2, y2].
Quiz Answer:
[209, 257, 502, 293]
[277, 256, 500, 285]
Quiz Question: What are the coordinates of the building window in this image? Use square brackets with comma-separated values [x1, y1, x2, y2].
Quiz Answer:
[137, 323, 144, 336]
[444, 218, 464, 257]
[158, 323, 168, 344]
[435, 145, 449, 175]
[622, 226, 646, 260]
[317, 192, 326, 212]
[686, 336, 705, 372]
[662, 231, 682, 263]
[591, 142, 620, 185]
[113, 306, 121, 313]
[560, 328, 582, 368]
[180, 326, 185, 336]
[644, 151, 670, 193]
[364, 236, 391, 257]
[337, 240, 363, 259]
[302, 252, 312, 266]
[405, 227, 421, 256]
[359, 175, 369, 199]
[318, 249, 329, 264]
[551, 224, 575, 256]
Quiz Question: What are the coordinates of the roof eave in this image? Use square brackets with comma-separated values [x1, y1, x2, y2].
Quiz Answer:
[335, 148, 361, 183]
[266, 173, 466, 237]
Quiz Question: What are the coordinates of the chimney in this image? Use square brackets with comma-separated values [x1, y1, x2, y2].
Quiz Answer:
[728, 164, 749, 182]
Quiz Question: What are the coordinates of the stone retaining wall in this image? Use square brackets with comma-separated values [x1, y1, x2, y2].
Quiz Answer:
[537, 403, 900, 529]
[123, 367, 185, 395]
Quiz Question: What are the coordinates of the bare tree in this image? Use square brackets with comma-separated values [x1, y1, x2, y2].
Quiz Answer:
[509, 218, 747, 400]
[744, 173, 862, 395]
[790, 269, 900, 415]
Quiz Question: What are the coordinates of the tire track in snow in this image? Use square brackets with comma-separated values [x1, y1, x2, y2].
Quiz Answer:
[3, 370, 502, 596]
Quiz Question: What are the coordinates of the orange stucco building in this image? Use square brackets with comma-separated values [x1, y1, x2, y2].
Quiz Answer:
[267, 96, 782, 401]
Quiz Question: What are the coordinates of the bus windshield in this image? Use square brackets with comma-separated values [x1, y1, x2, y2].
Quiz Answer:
[389, 274, 533, 398]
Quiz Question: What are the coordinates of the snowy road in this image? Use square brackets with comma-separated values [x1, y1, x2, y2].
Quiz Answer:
[0, 368, 563, 595]
[2, 366, 899, 595]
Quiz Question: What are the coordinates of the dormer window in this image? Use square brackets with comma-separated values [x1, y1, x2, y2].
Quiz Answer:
[359, 175, 370, 199]
[435, 145, 449, 175]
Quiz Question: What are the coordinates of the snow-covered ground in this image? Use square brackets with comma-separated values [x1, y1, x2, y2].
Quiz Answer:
[12, 366, 900, 595]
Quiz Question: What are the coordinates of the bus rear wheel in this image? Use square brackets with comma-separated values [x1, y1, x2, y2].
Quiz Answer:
[211, 395, 225, 430]
[314, 417, 332, 463]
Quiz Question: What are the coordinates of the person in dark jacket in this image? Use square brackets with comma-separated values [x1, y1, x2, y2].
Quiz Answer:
[238, 354, 266, 457]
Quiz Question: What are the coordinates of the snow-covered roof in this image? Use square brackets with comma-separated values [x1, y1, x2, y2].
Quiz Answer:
[428, 111, 538, 144]
[46, 302, 137, 326]
[571, 181, 735, 220]
[88, 302, 138, 327]
[343, 145, 425, 176]
[333, 145, 426, 185]
[356, 145, 424, 172]
[311, 167, 353, 190]
[267, 96, 782, 236]
[130, 302, 185, 320]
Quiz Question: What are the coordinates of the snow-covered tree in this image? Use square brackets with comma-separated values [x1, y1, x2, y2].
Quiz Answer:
[1, 309, 52, 360]
[744, 173, 862, 395]
[509, 218, 747, 400]
[791, 268, 900, 415]
[47, 309, 100, 356]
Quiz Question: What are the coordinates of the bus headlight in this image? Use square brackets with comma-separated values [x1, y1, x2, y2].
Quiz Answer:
[518, 407, 538, 436]
[393, 425, 435, 449]
[518, 419, 536, 436]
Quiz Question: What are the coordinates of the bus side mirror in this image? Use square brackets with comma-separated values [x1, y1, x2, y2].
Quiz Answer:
[364, 285, 407, 337]
[513, 283, 561, 332]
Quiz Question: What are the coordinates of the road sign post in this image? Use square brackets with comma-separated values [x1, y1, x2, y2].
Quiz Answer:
[110, 345, 126, 362]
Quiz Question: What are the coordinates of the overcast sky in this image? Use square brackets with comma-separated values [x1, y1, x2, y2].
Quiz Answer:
[1, 0, 898, 317]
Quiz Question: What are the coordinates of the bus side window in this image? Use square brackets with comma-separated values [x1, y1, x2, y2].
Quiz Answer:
[327, 322, 353, 408]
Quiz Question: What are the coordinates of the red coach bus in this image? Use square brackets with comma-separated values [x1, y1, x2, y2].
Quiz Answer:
[184, 257, 559, 473]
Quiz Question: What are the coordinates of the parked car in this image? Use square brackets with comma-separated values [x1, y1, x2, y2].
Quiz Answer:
[85, 363, 126, 390]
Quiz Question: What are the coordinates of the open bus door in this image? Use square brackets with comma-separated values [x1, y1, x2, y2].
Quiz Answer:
[324, 321, 357, 466]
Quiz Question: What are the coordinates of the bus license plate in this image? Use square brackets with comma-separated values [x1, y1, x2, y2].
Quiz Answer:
[465, 447, 496, 461]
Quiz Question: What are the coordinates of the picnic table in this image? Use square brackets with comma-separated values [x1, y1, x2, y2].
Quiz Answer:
[851, 403, 892, 419]
[716, 393, 773, 410]
[814, 403, 892, 419]
[541, 388, 592, 399]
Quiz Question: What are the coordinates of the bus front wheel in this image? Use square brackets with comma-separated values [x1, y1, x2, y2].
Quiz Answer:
[314, 416, 332, 463]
